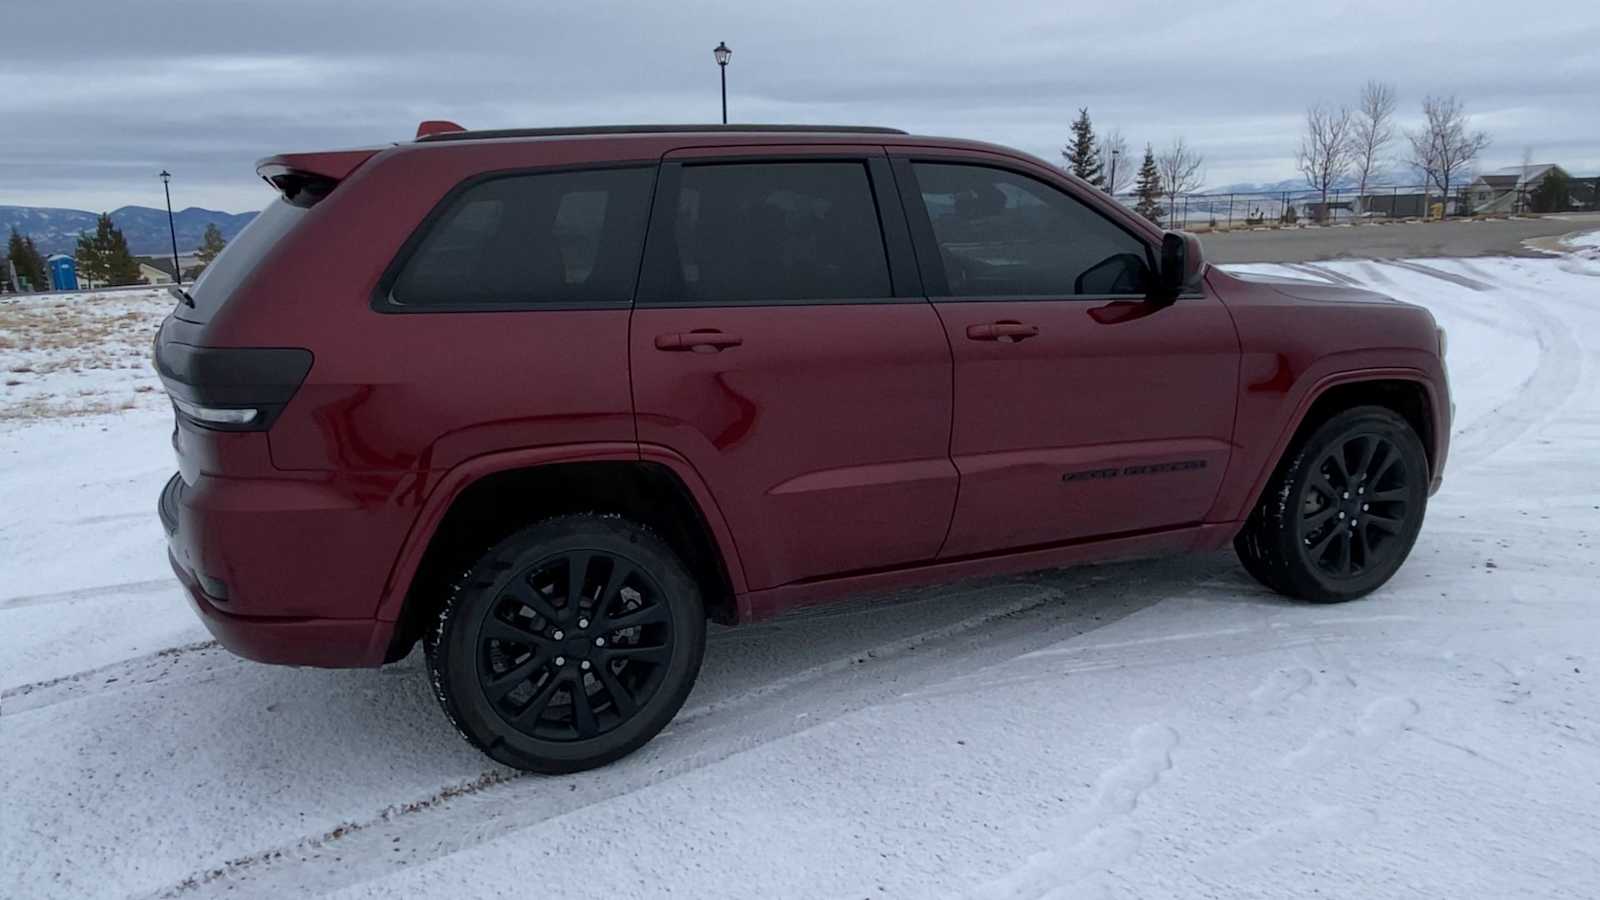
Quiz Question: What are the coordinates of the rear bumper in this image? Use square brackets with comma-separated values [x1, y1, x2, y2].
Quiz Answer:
[169, 551, 391, 666]
[160, 472, 396, 668]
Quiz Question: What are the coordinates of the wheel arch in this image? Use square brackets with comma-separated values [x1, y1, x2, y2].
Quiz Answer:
[378, 444, 746, 661]
[1224, 369, 1442, 525]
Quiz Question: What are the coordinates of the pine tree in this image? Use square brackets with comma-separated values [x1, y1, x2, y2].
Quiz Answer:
[1133, 144, 1164, 225]
[22, 235, 47, 290]
[76, 229, 108, 286]
[1062, 108, 1103, 186]
[77, 213, 142, 286]
[8, 229, 49, 292]
[192, 223, 227, 275]
[103, 219, 142, 285]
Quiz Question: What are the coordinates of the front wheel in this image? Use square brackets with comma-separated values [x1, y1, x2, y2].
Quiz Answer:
[1235, 406, 1429, 602]
[426, 514, 706, 773]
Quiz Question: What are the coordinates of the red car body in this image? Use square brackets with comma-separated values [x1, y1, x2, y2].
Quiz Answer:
[156, 126, 1450, 668]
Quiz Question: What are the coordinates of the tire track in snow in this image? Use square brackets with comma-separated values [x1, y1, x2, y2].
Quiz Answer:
[900, 610, 1420, 707]
[0, 576, 175, 611]
[1380, 259, 1495, 291]
[676, 584, 1069, 725]
[2, 639, 222, 714]
[1444, 282, 1584, 468]
[142, 566, 1184, 899]
[1284, 262, 1363, 286]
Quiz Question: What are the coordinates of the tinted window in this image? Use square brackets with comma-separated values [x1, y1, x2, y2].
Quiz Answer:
[659, 162, 891, 303]
[390, 167, 653, 307]
[913, 163, 1150, 297]
[184, 198, 307, 321]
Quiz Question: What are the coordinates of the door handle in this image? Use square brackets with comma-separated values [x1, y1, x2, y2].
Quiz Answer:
[654, 330, 743, 352]
[966, 321, 1040, 342]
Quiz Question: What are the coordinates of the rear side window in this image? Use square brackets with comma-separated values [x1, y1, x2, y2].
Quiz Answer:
[388, 167, 654, 308]
[653, 162, 891, 303]
[183, 198, 307, 321]
[912, 162, 1151, 297]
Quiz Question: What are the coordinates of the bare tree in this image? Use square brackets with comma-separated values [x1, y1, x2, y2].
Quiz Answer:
[1351, 80, 1396, 214]
[1407, 94, 1490, 218]
[1156, 137, 1205, 220]
[1097, 129, 1133, 194]
[1298, 103, 1357, 223]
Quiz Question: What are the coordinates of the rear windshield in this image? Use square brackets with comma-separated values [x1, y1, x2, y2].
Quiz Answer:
[179, 198, 306, 321]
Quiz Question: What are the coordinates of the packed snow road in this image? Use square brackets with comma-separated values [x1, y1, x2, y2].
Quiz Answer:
[3, 242, 1599, 899]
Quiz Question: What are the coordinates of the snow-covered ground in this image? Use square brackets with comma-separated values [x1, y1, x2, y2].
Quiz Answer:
[4, 246, 1599, 899]
[0, 287, 170, 422]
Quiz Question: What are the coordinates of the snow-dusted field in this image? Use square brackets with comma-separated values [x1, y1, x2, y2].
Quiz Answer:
[3, 246, 1599, 899]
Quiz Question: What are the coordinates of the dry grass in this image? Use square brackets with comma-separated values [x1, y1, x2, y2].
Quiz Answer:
[0, 289, 171, 423]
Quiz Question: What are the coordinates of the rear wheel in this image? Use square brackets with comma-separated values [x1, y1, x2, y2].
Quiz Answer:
[426, 514, 705, 773]
[1234, 406, 1429, 602]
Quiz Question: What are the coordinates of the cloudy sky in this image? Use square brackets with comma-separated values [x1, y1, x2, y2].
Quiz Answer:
[4, 0, 1597, 213]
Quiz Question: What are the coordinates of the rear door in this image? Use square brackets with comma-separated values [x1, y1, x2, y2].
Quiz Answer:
[892, 151, 1239, 557]
[630, 146, 956, 590]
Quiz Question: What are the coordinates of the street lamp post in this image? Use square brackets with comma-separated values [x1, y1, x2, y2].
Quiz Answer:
[713, 41, 732, 124]
[1108, 148, 1120, 196]
[159, 170, 182, 285]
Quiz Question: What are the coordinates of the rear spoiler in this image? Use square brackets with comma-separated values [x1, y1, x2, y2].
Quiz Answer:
[255, 149, 379, 208]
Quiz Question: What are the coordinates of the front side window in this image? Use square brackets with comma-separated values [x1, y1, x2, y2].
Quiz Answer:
[659, 161, 892, 303]
[389, 167, 654, 307]
[913, 162, 1151, 297]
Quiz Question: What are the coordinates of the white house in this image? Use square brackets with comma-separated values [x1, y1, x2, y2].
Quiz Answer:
[1469, 164, 1569, 213]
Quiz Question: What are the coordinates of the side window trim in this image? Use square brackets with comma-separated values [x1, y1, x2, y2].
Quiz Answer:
[893, 156, 1160, 302]
[370, 160, 659, 315]
[635, 154, 922, 308]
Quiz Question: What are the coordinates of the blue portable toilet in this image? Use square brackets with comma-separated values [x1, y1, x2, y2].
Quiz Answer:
[48, 254, 79, 291]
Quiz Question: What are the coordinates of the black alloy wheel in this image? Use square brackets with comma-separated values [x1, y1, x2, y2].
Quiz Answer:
[1235, 406, 1429, 602]
[428, 514, 706, 773]
[1296, 432, 1413, 580]
[476, 548, 674, 742]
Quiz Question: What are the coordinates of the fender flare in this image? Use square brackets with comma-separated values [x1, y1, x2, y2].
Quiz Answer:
[1215, 365, 1442, 524]
[374, 441, 747, 622]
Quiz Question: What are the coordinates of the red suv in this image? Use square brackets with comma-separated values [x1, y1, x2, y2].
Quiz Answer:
[155, 123, 1450, 772]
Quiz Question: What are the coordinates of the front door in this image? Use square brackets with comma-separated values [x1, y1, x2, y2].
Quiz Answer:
[630, 147, 957, 589]
[892, 154, 1239, 558]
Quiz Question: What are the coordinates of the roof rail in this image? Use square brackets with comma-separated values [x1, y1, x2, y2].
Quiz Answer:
[415, 124, 908, 143]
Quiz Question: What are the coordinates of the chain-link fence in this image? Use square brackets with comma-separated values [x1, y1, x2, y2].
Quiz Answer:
[1109, 176, 1600, 231]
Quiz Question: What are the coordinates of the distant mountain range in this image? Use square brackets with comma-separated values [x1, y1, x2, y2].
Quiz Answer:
[1209, 173, 1407, 196]
[0, 205, 259, 257]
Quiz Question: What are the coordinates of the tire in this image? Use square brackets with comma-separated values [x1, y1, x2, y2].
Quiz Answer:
[426, 513, 706, 773]
[1233, 406, 1429, 603]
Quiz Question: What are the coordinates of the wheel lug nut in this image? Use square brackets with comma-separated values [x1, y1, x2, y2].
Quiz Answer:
[577, 618, 589, 629]
[555, 656, 566, 666]
[1362, 503, 1369, 511]
[1358, 487, 1365, 494]
[1342, 492, 1350, 499]
[1338, 511, 1346, 519]
[581, 660, 591, 670]
[595, 637, 606, 647]
[552, 630, 564, 640]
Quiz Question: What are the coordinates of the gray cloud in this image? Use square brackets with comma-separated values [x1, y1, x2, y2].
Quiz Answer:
[4, 0, 1597, 212]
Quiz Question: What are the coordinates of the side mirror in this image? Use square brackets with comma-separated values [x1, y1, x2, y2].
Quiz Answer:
[1155, 231, 1206, 301]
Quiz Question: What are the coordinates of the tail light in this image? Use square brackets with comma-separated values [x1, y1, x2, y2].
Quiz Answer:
[154, 336, 313, 432]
